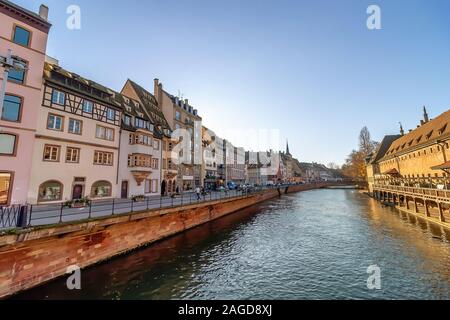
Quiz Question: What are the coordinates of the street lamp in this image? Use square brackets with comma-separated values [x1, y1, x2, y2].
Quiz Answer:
[0, 49, 28, 131]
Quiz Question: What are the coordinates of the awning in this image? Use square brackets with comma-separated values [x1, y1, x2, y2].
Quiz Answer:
[383, 168, 399, 175]
[431, 161, 450, 170]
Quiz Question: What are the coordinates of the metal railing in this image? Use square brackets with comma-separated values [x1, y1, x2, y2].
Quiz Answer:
[0, 184, 306, 231]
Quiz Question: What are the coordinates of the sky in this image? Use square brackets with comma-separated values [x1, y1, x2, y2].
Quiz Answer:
[16, 0, 450, 165]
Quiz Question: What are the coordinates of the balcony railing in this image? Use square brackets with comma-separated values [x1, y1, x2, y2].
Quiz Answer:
[373, 183, 450, 199]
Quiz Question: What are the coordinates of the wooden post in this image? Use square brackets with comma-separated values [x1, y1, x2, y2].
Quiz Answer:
[424, 200, 430, 217]
[406, 197, 410, 210]
[438, 202, 446, 222]
[414, 199, 418, 213]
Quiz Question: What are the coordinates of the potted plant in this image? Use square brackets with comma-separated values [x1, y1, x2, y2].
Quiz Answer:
[71, 197, 90, 208]
[132, 195, 146, 202]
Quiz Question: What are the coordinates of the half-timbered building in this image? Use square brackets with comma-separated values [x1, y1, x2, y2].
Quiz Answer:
[27, 61, 123, 204]
[121, 80, 175, 196]
[114, 89, 163, 198]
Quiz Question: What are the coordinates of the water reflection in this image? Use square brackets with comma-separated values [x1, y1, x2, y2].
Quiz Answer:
[14, 190, 450, 300]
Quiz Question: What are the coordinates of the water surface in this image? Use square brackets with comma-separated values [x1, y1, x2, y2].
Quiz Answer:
[15, 189, 450, 300]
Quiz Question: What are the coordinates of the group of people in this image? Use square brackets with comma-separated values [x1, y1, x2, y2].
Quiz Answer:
[194, 187, 209, 200]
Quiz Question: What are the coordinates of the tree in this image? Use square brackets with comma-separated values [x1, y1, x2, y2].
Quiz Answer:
[359, 126, 377, 156]
[342, 127, 379, 181]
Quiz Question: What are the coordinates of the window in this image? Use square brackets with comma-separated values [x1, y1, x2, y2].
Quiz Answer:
[0, 172, 13, 205]
[47, 114, 63, 131]
[96, 125, 114, 141]
[66, 147, 80, 163]
[83, 100, 93, 113]
[128, 154, 152, 167]
[124, 115, 131, 126]
[144, 179, 158, 193]
[12, 26, 31, 46]
[0, 133, 17, 155]
[106, 108, 116, 120]
[51, 89, 65, 105]
[94, 151, 113, 165]
[43, 145, 60, 162]
[8, 63, 26, 84]
[68, 119, 82, 135]
[152, 158, 159, 169]
[153, 139, 160, 150]
[91, 181, 112, 198]
[1, 95, 22, 122]
[175, 111, 181, 121]
[135, 118, 147, 129]
[38, 180, 63, 202]
[145, 179, 151, 194]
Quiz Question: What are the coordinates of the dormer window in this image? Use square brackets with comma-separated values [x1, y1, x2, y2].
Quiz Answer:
[439, 124, 447, 135]
[408, 140, 413, 146]
[416, 135, 422, 143]
[426, 130, 433, 140]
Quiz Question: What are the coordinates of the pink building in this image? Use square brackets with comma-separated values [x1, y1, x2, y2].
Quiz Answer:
[0, 1, 51, 206]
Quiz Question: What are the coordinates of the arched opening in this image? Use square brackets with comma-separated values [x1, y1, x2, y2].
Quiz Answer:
[90, 180, 112, 198]
[38, 180, 63, 202]
[161, 180, 167, 196]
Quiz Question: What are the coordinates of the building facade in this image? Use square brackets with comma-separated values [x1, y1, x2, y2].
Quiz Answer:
[154, 79, 203, 190]
[115, 92, 162, 199]
[0, 1, 51, 206]
[120, 80, 169, 196]
[226, 144, 246, 185]
[202, 126, 218, 190]
[27, 62, 123, 204]
[367, 108, 450, 193]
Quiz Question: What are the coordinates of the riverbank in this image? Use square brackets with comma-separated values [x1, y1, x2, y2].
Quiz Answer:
[0, 183, 329, 299]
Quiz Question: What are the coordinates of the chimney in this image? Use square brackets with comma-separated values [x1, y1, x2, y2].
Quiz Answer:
[39, 4, 49, 21]
[154, 78, 159, 87]
[184, 99, 189, 108]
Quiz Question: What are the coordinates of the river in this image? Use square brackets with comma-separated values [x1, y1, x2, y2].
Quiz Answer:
[14, 189, 450, 300]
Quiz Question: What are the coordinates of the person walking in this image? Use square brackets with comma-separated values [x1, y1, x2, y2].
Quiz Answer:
[195, 186, 201, 200]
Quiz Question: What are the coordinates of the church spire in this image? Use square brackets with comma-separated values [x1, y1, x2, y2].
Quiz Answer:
[399, 122, 404, 136]
[423, 106, 429, 123]
[286, 139, 291, 156]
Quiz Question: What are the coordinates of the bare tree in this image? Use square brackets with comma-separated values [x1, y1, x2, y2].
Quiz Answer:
[359, 126, 376, 156]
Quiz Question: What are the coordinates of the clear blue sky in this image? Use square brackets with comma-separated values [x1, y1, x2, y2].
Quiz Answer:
[17, 0, 450, 165]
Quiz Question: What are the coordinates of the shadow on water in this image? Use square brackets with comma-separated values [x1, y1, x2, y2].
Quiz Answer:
[13, 202, 271, 300]
[13, 190, 450, 300]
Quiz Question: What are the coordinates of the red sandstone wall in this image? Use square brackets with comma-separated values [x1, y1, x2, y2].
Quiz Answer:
[0, 185, 325, 298]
